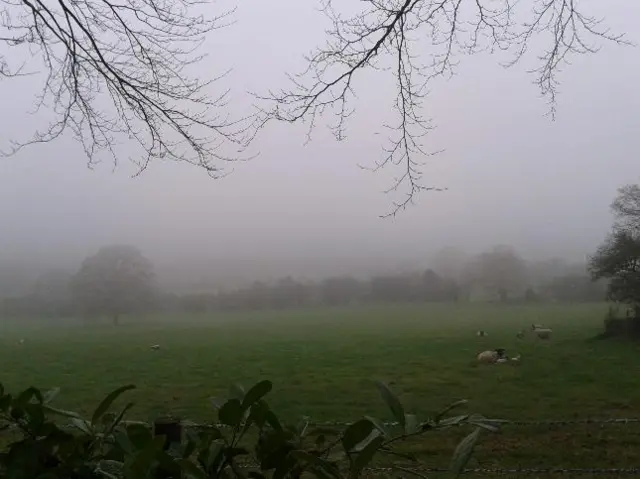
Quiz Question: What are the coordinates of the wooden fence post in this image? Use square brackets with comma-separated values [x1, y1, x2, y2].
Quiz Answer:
[154, 417, 183, 478]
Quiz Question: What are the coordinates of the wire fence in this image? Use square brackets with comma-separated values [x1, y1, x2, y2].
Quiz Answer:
[183, 416, 640, 430]
[6, 416, 640, 475]
[210, 417, 640, 476]
[231, 463, 640, 476]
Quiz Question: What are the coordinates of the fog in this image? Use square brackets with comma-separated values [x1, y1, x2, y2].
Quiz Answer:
[1, 0, 639, 292]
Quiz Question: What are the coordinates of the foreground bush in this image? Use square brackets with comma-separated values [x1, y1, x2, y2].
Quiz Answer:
[0, 381, 495, 478]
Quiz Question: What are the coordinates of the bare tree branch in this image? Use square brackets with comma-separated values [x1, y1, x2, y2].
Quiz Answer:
[0, 0, 253, 174]
[258, 0, 631, 216]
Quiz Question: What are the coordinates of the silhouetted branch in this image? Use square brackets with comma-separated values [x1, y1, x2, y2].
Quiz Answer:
[259, 0, 630, 216]
[0, 0, 253, 174]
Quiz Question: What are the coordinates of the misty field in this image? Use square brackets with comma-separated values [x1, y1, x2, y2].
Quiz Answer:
[2, 302, 640, 475]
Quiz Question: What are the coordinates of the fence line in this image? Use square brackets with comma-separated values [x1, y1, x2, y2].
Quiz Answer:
[233, 463, 640, 476]
[183, 417, 640, 430]
[369, 466, 640, 475]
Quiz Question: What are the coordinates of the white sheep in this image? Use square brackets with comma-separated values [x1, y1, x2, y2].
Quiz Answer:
[531, 324, 552, 339]
[477, 348, 506, 364]
[516, 330, 525, 339]
[150, 344, 160, 350]
[477, 350, 499, 363]
[477, 330, 488, 337]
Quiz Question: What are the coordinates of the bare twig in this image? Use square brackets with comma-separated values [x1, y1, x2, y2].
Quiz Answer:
[258, 0, 631, 216]
[0, 0, 254, 174]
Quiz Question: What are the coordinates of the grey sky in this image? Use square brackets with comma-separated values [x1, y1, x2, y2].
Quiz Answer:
[0, 0, 639, 288]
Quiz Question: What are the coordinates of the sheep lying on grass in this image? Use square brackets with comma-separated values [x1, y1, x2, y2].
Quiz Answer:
[477, 348, 506, 364]
[477, 348, 520, 364]
[477, 350, 499, 363]
[150, 344, 161, 350]
[531, 324, 552, 340]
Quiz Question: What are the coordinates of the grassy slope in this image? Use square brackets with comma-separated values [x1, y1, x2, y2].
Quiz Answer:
[2, 303, 640, 475]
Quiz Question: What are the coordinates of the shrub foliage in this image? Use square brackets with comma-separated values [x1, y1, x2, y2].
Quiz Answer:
[0, 381, 493, 478]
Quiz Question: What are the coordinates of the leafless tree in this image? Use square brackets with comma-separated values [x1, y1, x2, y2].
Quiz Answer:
[260, 0, 631, 216]
[611, 184, 640, 235]
[0, 0, 251, 174]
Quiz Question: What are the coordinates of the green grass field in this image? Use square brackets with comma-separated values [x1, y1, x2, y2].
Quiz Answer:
[2, 302, 640, 476]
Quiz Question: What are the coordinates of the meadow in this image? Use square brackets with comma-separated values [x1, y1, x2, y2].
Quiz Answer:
[2, 302, 640, 476]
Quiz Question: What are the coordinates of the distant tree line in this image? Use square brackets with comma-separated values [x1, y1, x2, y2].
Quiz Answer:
[0, 243, 607, 323]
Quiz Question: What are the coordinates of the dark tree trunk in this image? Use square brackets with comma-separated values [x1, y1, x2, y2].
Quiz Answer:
[498, 288, 508, 303]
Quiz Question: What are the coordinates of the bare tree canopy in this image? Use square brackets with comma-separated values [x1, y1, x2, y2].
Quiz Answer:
[590, 185, 640, 308]
[611, 184, 640, 234]
[261, 0, 631, 215]
[1, 0, 250, 174]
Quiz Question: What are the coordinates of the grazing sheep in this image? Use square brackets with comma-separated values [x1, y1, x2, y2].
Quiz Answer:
[534, 328, 552, 340]
[531, 323, 545, 330]
[477, 330, 488, 337]
[516, 330, 525, 339]
[150, 344, 160, 350]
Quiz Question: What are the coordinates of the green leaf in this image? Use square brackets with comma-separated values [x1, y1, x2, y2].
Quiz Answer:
[290, 451, 342, 479]
[95, 460, 124, 479]
[182, 438, 197, 460]
[229, 384, 245, 401]
[116, 429, 134, 454]
[218, 398, 243, 427]
[449, 427, 481, 478]
[42, 387, 60, 405]
[43, 405, 80, 419]
[308, 426, 340, 437]
[468, 415, 499, 433]
[16, 387, 42, 406]
[375, 381, 405, 429]
[177, 459, 207, 479]
[437, 415, 469, 428]
[364, 416, 388, 437]
[127, 423, 153, 449]
[23, 403, 45, 429]
[350, 435, 384, 478]
[95, 468, 120, 479]
[92, 385, 136, 425]
[246, 400, 271, 428]
[298, 422, 310, 441]
[71, 418, 93, 435]
[342, 419, 374, 452]
[242, 380, 272, 410]
[225, 447, 249, 459]
[435, 400, 468, 422]
[0, 394, 11, 412]
[265, 410, 283, 432]
[404, 414, 419, 434]
[106, 402, 135, 434]
[126, 436, 165, 476]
